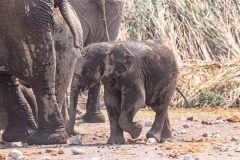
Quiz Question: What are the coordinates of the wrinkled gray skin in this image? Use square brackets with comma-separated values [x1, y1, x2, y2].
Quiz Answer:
[0, 74, 37, 142]
[71, 40, 178, 144]
[65, 0, 125, 132]
[0, 0, 83, 145]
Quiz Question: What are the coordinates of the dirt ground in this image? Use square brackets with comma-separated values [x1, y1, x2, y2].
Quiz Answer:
[0, 107, 240, 160]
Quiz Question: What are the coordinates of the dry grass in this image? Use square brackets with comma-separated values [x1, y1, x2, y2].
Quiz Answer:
[118, 0, 240, 107]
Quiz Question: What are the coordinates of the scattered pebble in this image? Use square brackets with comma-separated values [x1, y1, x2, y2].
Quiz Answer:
[141, 117, 153, 127]
[183, 123, 191, 128]
[187, 117, 194, 121]
[214, 119, 224, 124]
[11, 149, 23, 159]
[234, 147, 240, 152]
[41, 156, 51, 160]
[202, 133, 209, 137]
[179, 129, 187, 134]
[231, 137, 239, 142]
[202, 120, 213, 125]
[213, 131, 221, 138]
[145, 120, 153, 127]
[71, 147, 85, 155]
[10, 142, 22, 148]
[183, 155, 191, 160]
[227, 116, 240, 123]
[68, 135, 82, 145]
[16, 156, 29, 160]
[216, 116, 224, 120]
[147, 138, 157, 144]
[158, 151, 166, 157]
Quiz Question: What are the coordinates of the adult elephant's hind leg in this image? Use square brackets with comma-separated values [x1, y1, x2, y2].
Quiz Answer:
[27, 38, 66, 145]
[83, 84, 105, 123]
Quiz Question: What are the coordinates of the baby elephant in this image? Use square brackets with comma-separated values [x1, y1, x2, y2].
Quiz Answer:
[70, 40, 178, 144]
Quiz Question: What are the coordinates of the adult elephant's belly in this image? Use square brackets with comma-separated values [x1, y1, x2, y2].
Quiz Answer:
[0, 105, 7, 130]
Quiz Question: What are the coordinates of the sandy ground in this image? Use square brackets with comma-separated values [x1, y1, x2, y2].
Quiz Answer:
[0, 107, 240, 160]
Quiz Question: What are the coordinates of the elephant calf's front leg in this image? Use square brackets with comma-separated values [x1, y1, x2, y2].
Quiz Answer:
[118, 86, 145, 139]
[104, 88, 125, 144]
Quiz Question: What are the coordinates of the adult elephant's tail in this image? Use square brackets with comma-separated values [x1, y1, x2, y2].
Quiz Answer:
[55, 0, 83, 50]
[96, 0, 110, 41]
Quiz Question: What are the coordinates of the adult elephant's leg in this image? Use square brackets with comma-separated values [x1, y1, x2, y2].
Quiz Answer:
[20, 85, 38, 124]
[83, 84, 105, 123]
[66, 72, 81, 135]
[27, 36, 66, 145]
[0, 74, 37, 142]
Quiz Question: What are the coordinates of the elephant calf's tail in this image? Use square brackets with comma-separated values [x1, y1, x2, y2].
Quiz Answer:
[176, 87, 190, 108]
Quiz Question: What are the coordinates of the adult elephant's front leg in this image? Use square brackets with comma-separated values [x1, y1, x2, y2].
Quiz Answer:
[27, 37, 66, 145]
[83, 84, 105, 123]
[0, 74, 37, 142]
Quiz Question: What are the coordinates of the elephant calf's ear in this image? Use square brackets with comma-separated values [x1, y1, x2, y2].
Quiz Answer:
[108, 45, 134, 76]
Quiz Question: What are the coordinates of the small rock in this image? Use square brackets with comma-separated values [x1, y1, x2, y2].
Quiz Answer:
[226, 116, 240, 123]
[183, 155, 191, 160]
[16, 156, 29, 160]
[183, 123, 191, 128]
[145, 120, 153, 127]
[216, 116, 224, 120]
[71, 147, 85, 155]
[179, 129, 187, 134]
[202, 120, 213, 125]
[231, 137, 239, 142]
[234, 147, 240, 152]
[213, 131, 221, 138]
[147, 138, 157, 144]
[202, 133, 209, 137]
[158, 151, 165, 156]
[10, 142, 22, 147]
[214, 119, 224, 124]
[68, 135, 82, 145]
[41, 156, 51, 160]
[11, 149, 23, 159]
[187, 117, 193, 121]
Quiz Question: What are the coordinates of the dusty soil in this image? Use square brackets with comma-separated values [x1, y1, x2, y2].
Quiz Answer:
[0, 108, 240, 160]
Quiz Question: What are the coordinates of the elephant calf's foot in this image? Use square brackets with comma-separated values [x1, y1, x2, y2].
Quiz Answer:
[128, 122, 143, 139]
[83, 111, 105, 123]
[160, 130, 173, 143]
[2, 126, 35, 142]
[107, 134, 125, 144]
[27, 130, 67, 145]
[146, 130, 161, 143]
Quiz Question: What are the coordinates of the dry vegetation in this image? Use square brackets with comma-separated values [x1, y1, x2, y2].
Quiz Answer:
[119, 0, 240, 107]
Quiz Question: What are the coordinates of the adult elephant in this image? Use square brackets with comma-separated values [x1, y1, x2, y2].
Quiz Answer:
[66, 0, 125, 128]
[0, 0, 83, 145]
